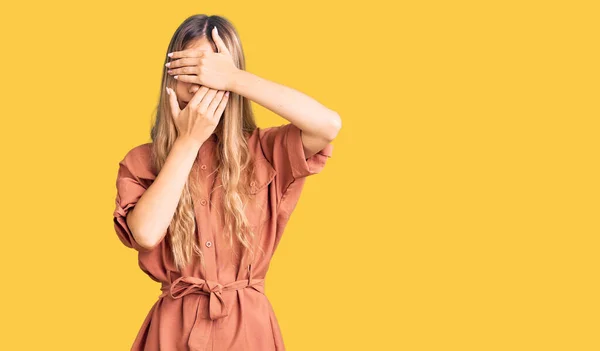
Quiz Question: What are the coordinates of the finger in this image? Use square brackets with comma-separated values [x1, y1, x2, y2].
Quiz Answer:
[173, 74, 201, 84]
[206, 90, 226, 117]
[167, 65, 199, 76]
[188, 85, 210, 109]
[198, 89, 219, 111]
[211, 26, 231, 56]
[167, 48, 210, 59]
[212, 91, 230, 120]
[165, 57, 199, 69]
[166, 87, 180, 118]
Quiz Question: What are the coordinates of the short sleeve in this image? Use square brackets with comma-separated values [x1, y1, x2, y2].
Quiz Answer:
[257, 123, 333, 217]
[112, 144, 156, 252]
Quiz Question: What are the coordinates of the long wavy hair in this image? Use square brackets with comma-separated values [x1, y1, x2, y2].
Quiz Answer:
[149, 15, 263, 272]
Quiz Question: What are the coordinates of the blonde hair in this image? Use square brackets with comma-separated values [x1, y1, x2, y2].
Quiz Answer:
[149, 14, 264, 272]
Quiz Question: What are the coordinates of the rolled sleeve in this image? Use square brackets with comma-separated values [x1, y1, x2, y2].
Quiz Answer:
[257, 123, 334, 218]
[285, 123, 334, 179]
[112, 145, 154, 252]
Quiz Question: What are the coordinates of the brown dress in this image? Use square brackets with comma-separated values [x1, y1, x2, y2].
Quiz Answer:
[113, 123, 334, 351]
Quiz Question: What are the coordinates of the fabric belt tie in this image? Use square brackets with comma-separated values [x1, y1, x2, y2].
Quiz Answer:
[159, 275, 265, 320]
[158, 266, 263, 351]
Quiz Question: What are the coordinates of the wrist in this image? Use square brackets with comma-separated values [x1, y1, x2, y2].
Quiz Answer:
[175, 136, 203, 152]
[229, 68, 248, 94]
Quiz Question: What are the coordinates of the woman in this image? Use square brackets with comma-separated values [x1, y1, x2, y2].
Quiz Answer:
[113, 14, 341, 351]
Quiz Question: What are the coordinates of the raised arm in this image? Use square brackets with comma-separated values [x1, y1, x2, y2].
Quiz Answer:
[230, 69, 342, 155]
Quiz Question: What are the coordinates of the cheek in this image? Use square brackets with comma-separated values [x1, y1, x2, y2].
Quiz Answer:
[175, 82, 186, 97]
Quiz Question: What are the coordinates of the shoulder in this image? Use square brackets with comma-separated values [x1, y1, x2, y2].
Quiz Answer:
[247, 124, 292, 159]
[121, 142, 152, 161]
[246, 127, 268, 159]
[124, 143, 152, 158]
[118, 142, 156, 179]
[252, 124, 291, 139]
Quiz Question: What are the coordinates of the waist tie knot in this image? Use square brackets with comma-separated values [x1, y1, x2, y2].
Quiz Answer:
[159, 274, 265, 321]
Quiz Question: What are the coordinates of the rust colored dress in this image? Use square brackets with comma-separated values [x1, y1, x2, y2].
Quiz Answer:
[112, 123, 333, 351]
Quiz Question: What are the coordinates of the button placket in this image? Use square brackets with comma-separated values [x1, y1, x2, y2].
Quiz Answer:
[198, 196, 212, 255]
[194, 147, 218, 283]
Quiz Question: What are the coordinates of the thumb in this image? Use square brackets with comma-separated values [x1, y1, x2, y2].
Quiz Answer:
[211, 26, 230, 56]
[166, 87, 180, 119]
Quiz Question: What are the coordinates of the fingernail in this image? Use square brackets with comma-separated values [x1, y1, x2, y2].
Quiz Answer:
[165, 62, 170, 67]
[167, 52, 173, 57]
[174, 75, 178, 79]
[214, 27, 218, 34]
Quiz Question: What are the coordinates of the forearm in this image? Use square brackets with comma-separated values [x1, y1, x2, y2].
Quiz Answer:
[126, 137, 201, 249]
[230, 69, 341, 140]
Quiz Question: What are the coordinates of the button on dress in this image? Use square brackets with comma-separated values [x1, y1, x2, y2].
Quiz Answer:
[113, 123, 334, 351]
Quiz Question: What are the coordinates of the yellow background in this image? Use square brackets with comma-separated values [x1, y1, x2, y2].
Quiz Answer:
[1, 0, 598, 350]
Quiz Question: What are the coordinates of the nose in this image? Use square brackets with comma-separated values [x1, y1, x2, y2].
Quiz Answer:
[189, 84, 200, 94]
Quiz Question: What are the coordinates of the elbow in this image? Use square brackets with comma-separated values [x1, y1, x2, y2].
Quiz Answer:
[326, 111, 342, 141]
[329, 111, 342, 141]
[132, 227, 162, 251]
[135, 224, 165, 251]
[135, 233, 157, 251]
[127, 212, 162, 251]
